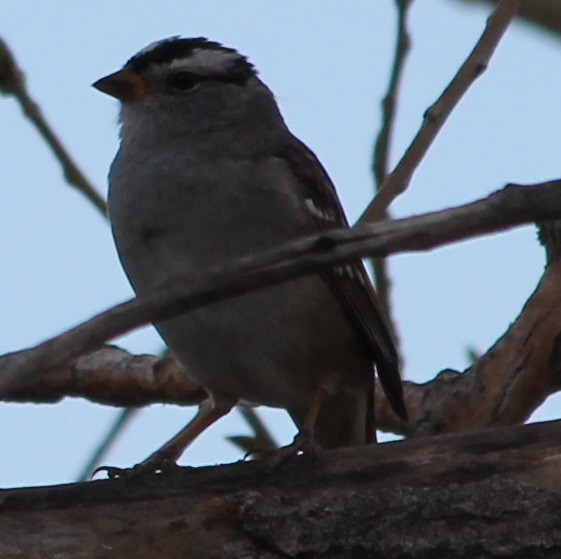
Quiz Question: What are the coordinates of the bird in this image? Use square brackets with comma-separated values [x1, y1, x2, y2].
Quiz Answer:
[93, 37, 407, 471]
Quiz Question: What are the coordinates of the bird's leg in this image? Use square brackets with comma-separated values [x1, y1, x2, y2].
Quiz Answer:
[295, 385, 327, 454]
[264, 387, 327, 465]
[141, 398, 232, 468]
[95, 399, 231, 478]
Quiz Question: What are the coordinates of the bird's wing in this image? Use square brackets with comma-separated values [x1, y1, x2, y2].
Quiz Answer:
[277, 136, 407, 420]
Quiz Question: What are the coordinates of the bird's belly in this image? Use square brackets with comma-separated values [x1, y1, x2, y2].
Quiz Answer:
[153, 276, 370, 410]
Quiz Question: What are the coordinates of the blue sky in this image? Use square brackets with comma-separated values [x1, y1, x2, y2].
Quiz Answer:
[1, 2, 559, 487]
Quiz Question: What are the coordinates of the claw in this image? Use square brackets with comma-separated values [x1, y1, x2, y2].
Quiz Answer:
[92, 456, 181, 480]
[92, 465, 128, 479]
[262, 428, 322, 470]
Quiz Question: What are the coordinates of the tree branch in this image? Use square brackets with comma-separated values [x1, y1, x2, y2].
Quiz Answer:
[453, 0, 561, 40]
[6, 345, 206, 407]
[3, 419, 561, 557]
[0, 37, 107, 217]
[359, 0, 522, 223]
[377, 228, 561, 435]
[8, 219, 561, 438]
[0, 179, 560, 401]
[373, 0, 412, 188]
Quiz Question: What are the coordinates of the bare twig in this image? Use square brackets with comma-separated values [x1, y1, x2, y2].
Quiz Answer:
[227, 406, 279, 455]
[0, 37, 107, 217]
[373, 0, 412, 188]
[371, 0, 413, 351]
[453, 0, 561, 40]
[77, 408, 139, 481]
[0, 179, 559, 398]
[359, 0, 522, 224]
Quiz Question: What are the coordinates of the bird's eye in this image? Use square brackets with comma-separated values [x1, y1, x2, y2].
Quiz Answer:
[168, 71, 200, 91]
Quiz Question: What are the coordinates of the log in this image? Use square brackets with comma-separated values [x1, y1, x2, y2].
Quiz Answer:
[2, 419, 561, 557]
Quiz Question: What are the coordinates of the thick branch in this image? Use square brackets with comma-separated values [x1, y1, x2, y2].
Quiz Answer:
[360, 0, 521, 223]
[3, 420, 561, 557]
[1, 179, 560, 397]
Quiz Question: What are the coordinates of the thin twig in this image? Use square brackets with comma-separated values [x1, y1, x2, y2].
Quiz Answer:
[373, 0, 412, 188]
[0, 178, 559, 397]
[77, 408, 139, 481]
[371, 0, 413, 348]
[0, 37, 107, 217]
[227, 406, 279, 455]
[359, 0, 522, 224]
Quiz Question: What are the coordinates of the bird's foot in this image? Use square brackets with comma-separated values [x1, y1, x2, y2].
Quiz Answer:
[93, 454, 180, 480]
[262, 428, 321, 469]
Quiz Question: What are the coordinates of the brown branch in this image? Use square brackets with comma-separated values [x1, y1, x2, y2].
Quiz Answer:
[0, 37, 107, 217]
[0, 179, 559, 398]
[376, 229, 561, 435]
[359, 0, 522, 224]
[414, 258, 561, 436]
[9, 221, 561, 438]
[3, 419, 561, 557]
[6, 345, 205, 407]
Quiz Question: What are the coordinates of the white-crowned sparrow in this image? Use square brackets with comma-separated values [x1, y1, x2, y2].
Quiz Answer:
[94, 37, 406, 468]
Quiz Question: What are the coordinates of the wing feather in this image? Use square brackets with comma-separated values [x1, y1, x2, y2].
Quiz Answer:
[278, 137, 407, 420]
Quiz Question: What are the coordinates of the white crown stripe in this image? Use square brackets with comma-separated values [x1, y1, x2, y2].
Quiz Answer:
[168, 48, 242, 76]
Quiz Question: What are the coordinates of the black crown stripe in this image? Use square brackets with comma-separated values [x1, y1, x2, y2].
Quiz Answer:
[126, 37, 256, 84]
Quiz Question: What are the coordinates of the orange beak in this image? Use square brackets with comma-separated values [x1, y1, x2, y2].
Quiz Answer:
[92, 69, 149, 101]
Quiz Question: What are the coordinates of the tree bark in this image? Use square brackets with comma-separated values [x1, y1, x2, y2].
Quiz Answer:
[3, 419, 561, 558]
